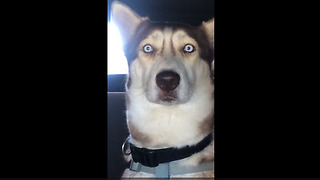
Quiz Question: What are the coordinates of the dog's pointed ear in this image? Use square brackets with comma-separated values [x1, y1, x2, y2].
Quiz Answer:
[111, 1, 144, 45]
[202, 18, 214, 74]
[202, 18, 214, 46]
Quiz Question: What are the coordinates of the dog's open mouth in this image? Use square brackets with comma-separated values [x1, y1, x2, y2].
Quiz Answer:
[158, 90, 178, 102]
[160, 95, 176, 102]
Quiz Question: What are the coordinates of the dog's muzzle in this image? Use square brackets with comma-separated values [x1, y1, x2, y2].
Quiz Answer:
[156, 71, 180, 102]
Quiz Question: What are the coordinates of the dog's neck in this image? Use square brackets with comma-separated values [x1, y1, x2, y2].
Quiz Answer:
[127, 103, 213, 148]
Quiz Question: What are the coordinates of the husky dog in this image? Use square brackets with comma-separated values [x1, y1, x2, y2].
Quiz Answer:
[111, 1, 214, 178]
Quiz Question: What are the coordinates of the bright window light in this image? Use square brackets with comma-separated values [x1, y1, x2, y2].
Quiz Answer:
[107, 22, 128, 74]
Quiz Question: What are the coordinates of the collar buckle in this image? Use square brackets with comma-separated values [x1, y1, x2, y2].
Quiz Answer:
[129, 160, 142, 172]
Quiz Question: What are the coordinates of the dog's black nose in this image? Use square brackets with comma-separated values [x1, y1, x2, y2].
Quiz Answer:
[156, 71, 180, 91]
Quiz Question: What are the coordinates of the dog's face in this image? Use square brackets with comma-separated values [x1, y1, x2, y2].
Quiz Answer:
[111, 2, 214, 106]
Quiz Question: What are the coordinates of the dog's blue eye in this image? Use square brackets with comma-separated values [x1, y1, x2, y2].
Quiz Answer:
[143, 44, 153, 53]
[184, 44, 195, 53]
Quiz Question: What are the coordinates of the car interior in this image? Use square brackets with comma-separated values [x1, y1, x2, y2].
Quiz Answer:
[107, 0, 214, 178]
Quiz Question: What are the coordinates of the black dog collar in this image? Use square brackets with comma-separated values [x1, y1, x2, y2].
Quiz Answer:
[129, 133, 213, 167]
